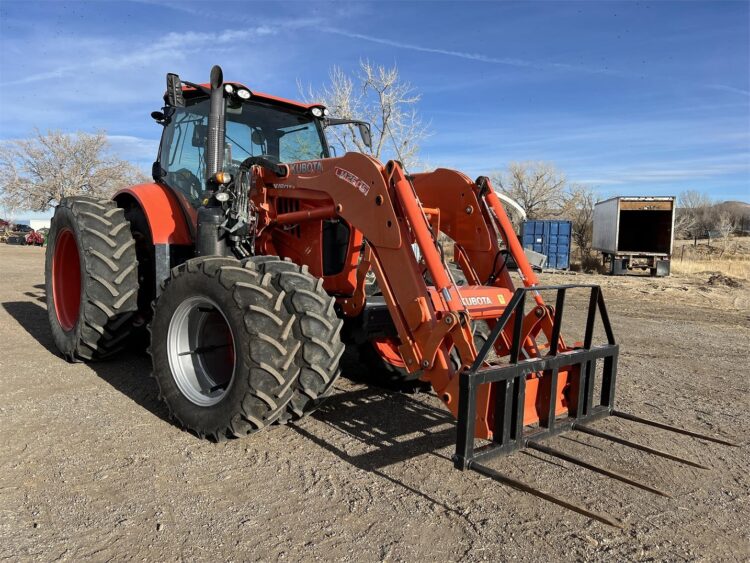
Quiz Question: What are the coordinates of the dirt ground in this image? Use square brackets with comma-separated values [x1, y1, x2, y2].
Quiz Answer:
[1, 244, 748, 562]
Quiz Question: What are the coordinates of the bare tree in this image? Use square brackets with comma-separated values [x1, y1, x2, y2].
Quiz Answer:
[491, 161, 571, 219]
[567, 184, 597, 259]
[678, 190, 715, 244]
[716, 211, 736, 251]
[0, 129, 146, 212]
[715, 201, 749, 234]
[679, 189, 712, 211]
[302, 61, 429, 170]
[0, 201, 18, 227]
[673, 208, 696, 240]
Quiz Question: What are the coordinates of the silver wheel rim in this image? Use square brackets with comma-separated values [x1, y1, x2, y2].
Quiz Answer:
[167, 296, 236, 407]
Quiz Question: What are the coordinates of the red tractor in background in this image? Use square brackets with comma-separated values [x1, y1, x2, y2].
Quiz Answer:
[25, 230, 45, 246]
[44, 66, 733, 526]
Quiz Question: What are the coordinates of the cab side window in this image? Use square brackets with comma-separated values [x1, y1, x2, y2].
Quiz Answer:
[160, 101, 209, 206]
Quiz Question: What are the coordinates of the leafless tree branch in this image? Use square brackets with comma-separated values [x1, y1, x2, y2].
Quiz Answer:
[301, 60, 430, 170]
[490, 161, 574, 219]
[0, 130, 147, 212]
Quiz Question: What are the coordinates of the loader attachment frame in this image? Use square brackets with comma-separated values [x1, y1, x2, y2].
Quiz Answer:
[453, 284, 619, 470]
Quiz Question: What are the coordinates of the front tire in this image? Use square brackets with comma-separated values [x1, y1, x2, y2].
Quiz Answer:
[149, 257, 299, 440]
[252, 257, 344, 421]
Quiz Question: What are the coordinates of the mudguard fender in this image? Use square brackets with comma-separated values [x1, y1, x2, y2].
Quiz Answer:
[114, 183, 195, 292]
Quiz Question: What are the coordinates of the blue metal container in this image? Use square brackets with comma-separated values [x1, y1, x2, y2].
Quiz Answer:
[520, 220, 572, 270]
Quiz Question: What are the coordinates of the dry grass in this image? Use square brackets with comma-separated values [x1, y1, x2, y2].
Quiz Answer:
[662, 236, 750, 280]
[671, 258, 750, 280]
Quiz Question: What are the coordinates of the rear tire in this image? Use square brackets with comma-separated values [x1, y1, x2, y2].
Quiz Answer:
[149, 257, 299, 440]
[45, 196, 139, 361]
[251, 257, 344, 421]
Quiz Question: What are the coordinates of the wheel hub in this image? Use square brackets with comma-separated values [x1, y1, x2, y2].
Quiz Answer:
[52, 229, 81, 331]
[167, 296, 236, 406]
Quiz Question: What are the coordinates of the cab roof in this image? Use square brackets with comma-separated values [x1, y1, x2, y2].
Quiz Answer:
[173, 82, 322, 111]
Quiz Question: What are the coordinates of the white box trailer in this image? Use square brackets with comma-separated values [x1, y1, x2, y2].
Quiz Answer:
[592, 196, 675, 276]
[29, 218, 51, 231]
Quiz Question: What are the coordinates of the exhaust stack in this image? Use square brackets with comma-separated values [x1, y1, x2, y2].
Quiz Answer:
[197, 65, 228, 257]
[205, 65, 226, 183]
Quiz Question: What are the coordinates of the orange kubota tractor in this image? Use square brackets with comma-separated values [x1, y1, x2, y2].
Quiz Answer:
[45, 66, 734, 526]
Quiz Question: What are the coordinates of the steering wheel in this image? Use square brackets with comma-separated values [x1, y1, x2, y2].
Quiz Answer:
[237, 155, 286, 177]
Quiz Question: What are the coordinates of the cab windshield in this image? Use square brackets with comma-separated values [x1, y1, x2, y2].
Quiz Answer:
[159, 97, 327, 205]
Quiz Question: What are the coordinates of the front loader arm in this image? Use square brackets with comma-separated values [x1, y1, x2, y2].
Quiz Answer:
[250, 153, 572, 440]
[251, 153, 475, 377]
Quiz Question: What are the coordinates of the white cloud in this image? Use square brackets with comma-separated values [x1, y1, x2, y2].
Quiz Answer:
[0, 21, 298, 138]
[707, 84, 750, 98]
[320, 27, 628, 76]
[107, 135, 160, 163]
[1, 27, 269, 87]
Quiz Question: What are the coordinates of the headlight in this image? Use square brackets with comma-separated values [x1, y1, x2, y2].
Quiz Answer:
[323, 108, 330, 116]
[236, 88, 251, 100]
[311, 107, 323, 117]
[224, 84, 235, 94]
[215, 192, 230, 202]
[214, 171, 232, 184]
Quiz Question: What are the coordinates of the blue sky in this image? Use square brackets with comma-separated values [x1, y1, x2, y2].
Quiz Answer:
[1, 0, 748, 218]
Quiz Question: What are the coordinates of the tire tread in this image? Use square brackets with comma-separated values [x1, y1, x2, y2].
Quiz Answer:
[46, 196, 139, 361]
[150, 257, 298, 440]
[251, 256, 344, 421]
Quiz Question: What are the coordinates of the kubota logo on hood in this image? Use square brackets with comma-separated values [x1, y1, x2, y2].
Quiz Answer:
[461, 296, 493, 306]
[289, 160, 323, 175]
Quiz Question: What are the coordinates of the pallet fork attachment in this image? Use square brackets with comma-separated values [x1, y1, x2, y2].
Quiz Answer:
[452, 284, 737, 527]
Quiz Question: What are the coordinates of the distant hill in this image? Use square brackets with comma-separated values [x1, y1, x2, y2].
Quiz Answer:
[715, 201, 750, 214]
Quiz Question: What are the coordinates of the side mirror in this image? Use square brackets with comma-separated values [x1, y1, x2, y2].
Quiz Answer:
[151, 110, 166, 124]
[152, 161, 165, 182]
[323, 118, 373, 151]
[251, 129, 266, 147]
[357, 123, 372, 149]
[166, 72, 185, 108]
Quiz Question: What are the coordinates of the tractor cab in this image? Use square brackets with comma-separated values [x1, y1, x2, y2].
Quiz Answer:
[152, 84, 330, 207]
[151, 75, 371, 209]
